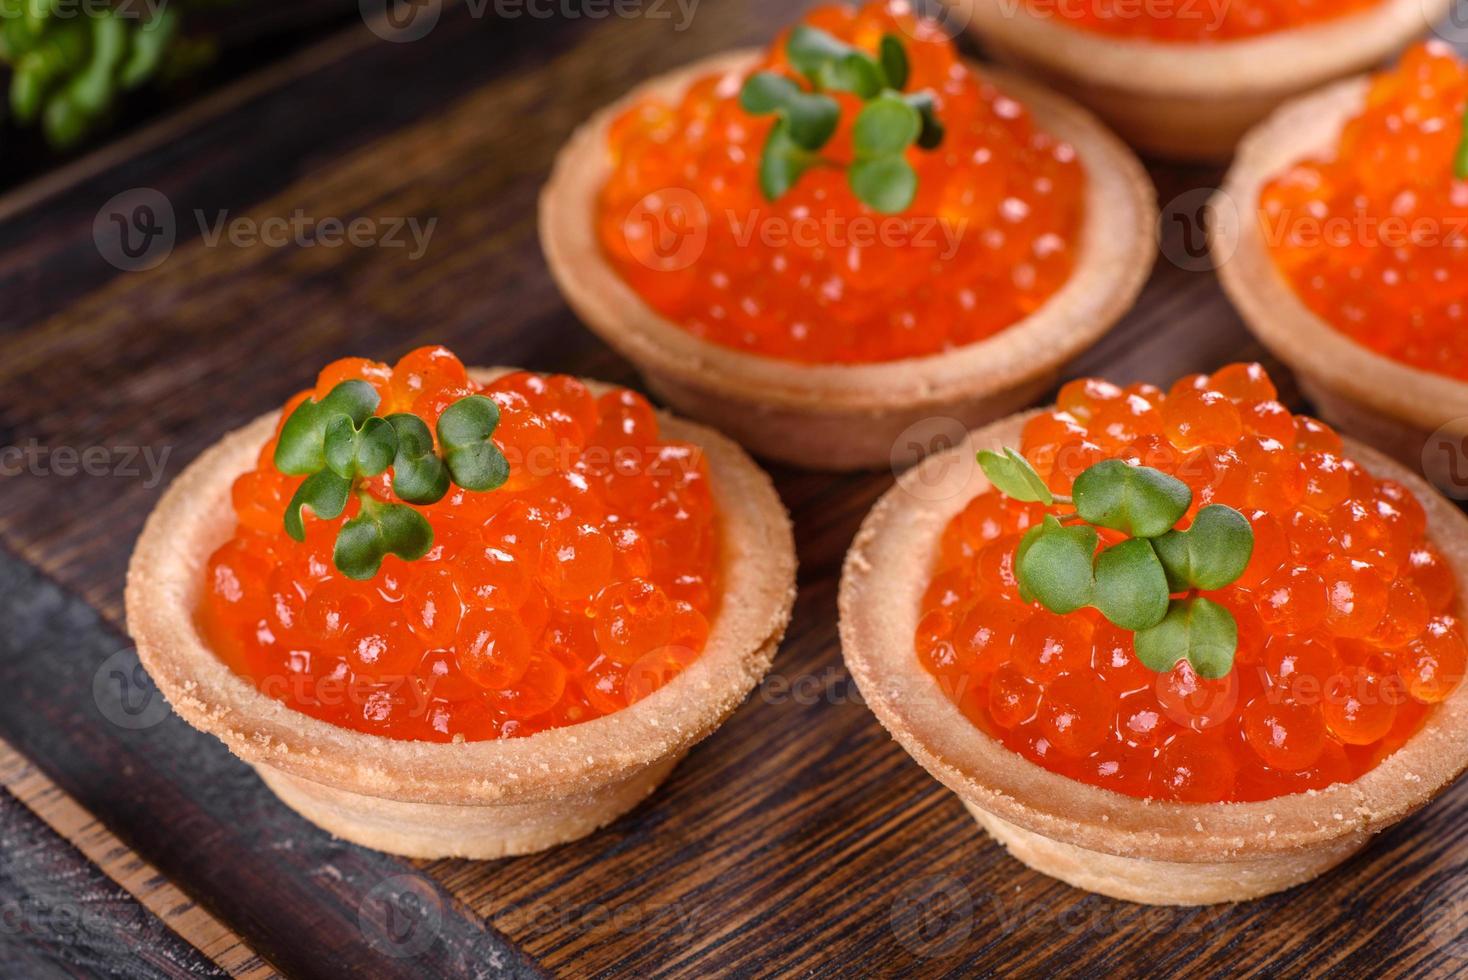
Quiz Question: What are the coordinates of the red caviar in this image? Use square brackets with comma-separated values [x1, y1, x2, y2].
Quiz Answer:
[597, 1, 1085, 364]
[1263, 42, 1468, 381]
[1026, 0, 1380, 43]
[916, 363, 1464, 803]
[199, 347, 721, 742]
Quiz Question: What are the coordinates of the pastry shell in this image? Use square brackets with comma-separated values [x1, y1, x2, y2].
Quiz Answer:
[838, 410, 1468, 905]
[951, 0, 1452, 161]
[125, 368, 797, 859]
[1213, 74, 1468, 471]
[539, 51, 1155, 472]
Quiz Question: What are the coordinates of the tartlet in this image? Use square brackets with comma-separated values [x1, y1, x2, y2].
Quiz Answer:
[839, 407, 1468, 905]
[540, 51, 1155, 472]
[952, 0, 1452, 160]
[1213, 72, 1468, 467]
[125, 366, 796, 859]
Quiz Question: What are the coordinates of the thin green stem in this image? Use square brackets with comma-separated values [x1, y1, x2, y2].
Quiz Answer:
[1455, 100, 1468, 181]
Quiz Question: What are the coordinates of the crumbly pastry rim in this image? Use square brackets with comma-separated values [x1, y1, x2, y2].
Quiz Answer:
[838, 410, 1468, 865]
[538, 50, 1156, 414]
[125, 368, 797, 807]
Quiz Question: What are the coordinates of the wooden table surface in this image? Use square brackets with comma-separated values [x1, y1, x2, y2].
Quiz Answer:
[1, 2, 1466, 977]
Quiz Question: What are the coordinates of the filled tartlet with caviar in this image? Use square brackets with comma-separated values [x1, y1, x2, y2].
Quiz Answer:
[840, 362, 1468, 904]
[953, 0, 1450, 160]
[1216, 43, 1468, 470]
[540, 1, 1154, 470]
[126, 347, 795, 859]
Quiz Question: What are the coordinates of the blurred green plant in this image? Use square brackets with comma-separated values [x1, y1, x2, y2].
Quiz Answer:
[0, 0, 223, 150]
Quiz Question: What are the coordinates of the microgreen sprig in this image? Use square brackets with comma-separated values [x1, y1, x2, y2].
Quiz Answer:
[1455, 99, 1468, 181]
[738, 26, 944, 213]
[978, 448, 1254, 679]
[274, 381, 509, 580]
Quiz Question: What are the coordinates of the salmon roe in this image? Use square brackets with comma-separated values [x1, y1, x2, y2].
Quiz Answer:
[1026, 0, 1380, 42]
[199, 347, 722, 742]
[916, 363, 1465, 803]
[1263, 43, 1468, 381]
[596, 1, 1085, 364]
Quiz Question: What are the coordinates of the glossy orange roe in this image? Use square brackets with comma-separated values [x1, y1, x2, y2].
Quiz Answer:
[199, 347, 721, 742]
[597, 1, 1085, 364]
[1026, 0, 1380, 42]
[1263, 42, 1468, 381]
[916, 363, 1464, 803]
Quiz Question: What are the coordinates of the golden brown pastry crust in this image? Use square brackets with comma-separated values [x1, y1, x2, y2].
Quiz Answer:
[125, 368, 797, 858]
[838, 411, 1468, 904]
[1214, 75, 1468, 464]
[954, 0, 1452, 160]
[539, 51, 1156, 471]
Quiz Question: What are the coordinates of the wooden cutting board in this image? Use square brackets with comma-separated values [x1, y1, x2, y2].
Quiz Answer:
[0, 3, 1463, 976]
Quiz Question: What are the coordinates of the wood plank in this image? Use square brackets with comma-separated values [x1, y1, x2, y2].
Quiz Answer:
[0, 740, 277, 978]
[0, 1, 1465, 975]
[0, 785, 231, 979]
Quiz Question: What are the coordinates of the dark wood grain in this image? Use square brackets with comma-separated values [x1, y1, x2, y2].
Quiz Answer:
[0, 787, 230, 979]
[0, 1, 1465, 976]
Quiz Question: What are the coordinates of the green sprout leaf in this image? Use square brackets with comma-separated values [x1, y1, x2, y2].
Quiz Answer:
[831, 51, 884, 98]
[739, 72, 839, 151]
[1014, 522, 1045, 605]
[334, 494, 434, 581]
[283, 470, 351, 542]
[437, 395, 510, 492]
[787, 24, 851, 80]
[848, 92, 923, 213]
[905, 91, 945, 150]
[758, 121, 822, 201]
[852, 92, 921, 156]
[977, 448, 1053, 505]
[849, 155, 917, 213]
[787, 25, 883, 97]
[1016, 517, 1097, 614]
[324, 414, 397, 481]
[386, 413, 451, 504]
[1073, 459, 1192, 539]
[1152, 504, 1254, 592]
[879, 33, 908, 90]
[1456, 101, 1468, 182]
[1133, 596, 1238, 680]
[274, 380, 381, 476]
[740, 71, 801, 113]
[1093, 538, 1170, 631]
[119, 10, 178, 91]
